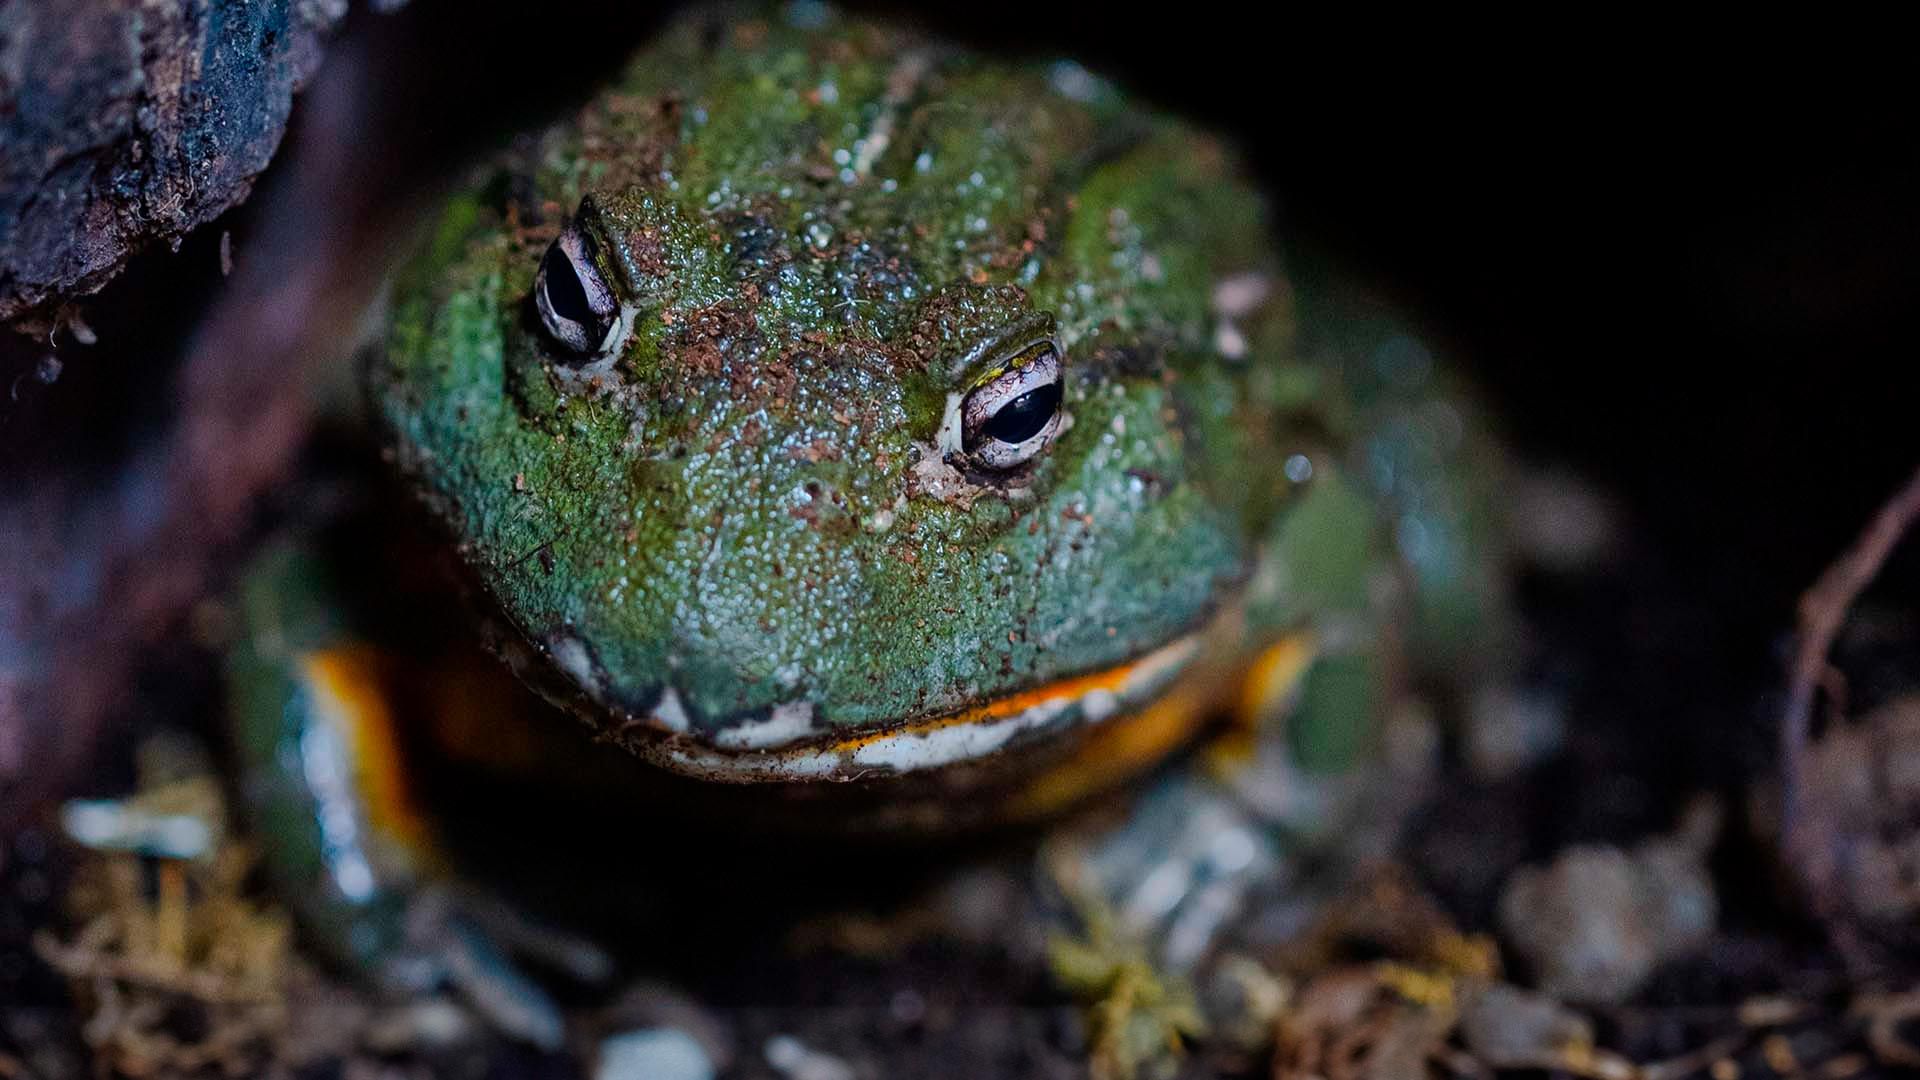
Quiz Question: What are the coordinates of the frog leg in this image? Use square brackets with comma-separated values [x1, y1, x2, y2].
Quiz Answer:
[225, 538, 606, 1047]
[1041, 434, 1445, 983]
[1047, 273, 1516, 1044]
[1038, 506, 1426, 1080]
[1043, 641, 1411, 972]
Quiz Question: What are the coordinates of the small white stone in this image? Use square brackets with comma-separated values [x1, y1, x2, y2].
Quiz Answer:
[597, 1028, 714, 1080]
[60, 800, 212, 861]
[765, 1034, 855, 1080]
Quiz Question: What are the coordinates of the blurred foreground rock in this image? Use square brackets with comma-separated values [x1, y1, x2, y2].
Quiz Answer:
[0, 0, 348, 333]
[1497, 798, 1720, 1003]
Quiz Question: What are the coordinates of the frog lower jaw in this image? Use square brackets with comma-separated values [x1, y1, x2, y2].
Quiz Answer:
[632, 626, 1214, 784]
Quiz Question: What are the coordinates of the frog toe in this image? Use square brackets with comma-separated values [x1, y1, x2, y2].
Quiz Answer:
[437, 886, 615, 986]
[423, 901, 569, 1050]
[398, 884, 617, 1048]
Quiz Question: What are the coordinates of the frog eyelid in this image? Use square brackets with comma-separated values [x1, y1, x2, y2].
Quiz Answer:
[963, 339, 1052, 394]
[944, 310, 1058, 389]
[962, 343, 1059, 425]
[930, 315, 1065, 466]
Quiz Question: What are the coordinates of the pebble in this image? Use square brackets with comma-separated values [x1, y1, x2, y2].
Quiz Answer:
[596, 1027, 715, 1080]
[1498, 799, 1720, 1003]
[765, 1033, 856, 1080]
[1464, 685, 1567, 781]
[1459, 983, 1593, 1066]
[60, 798, 212, 860]
[362, 999, 477, 1054]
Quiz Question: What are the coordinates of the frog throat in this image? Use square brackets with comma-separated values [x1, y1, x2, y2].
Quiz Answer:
[606, 619, 1220, 783]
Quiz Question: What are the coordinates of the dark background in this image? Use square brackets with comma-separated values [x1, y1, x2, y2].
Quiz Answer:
[957, 12, 1920, 796]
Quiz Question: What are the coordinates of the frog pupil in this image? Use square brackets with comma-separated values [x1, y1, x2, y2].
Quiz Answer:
[541, 244, 594, 328]
[983, 382, 1061, 445]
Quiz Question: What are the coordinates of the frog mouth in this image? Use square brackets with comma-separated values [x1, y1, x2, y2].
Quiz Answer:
[635, 627, 1211, 783]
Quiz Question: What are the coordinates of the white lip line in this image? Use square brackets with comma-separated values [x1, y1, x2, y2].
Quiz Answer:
[650, 631, 1203, 781]
[711, 700, 816, 750]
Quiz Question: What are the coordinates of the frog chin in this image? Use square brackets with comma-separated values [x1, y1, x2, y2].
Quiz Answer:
[622, 618, 1221, 784]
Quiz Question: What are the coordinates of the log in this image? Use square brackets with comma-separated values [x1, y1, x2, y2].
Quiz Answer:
[0, 0, 346, 333]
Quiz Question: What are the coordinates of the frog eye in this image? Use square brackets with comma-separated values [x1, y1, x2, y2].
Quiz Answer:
[961, 342, 1065, 470]
[534, 224, 619, 356]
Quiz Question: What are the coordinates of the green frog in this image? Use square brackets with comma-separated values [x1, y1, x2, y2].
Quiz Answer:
[224, 2, 1508, 1051]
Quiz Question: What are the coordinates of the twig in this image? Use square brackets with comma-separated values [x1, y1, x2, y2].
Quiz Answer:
[1853, 989, 1920, 1067]
[1640, 1034, 1750, 1080]
[1778, 463, 1920, 918]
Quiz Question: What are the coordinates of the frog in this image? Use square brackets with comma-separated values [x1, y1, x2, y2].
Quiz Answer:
[223, 1, 1510, 1053]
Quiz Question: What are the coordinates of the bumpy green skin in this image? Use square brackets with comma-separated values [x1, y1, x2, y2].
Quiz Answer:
[373, 6, 1502, 777]
[379, 9, 1294, 751]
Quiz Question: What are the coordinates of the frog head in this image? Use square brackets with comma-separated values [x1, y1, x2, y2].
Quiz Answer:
[376, 9, 1291, 783]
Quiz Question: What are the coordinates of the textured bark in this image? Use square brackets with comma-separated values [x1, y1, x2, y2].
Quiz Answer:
[0, 0, 345, 333]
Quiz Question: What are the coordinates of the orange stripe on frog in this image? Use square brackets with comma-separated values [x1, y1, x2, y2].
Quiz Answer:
[1206, 631, 1318, 770]
[1005, 676, 1219, 820]
[299, 646, 438, 867]
[824, 651, 1162, 756]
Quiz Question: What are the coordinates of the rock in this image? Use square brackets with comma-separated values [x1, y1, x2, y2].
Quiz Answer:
[1459, 983, 1593, 1067]
[1504, 468, 1620, 574]
[765, 1033, 857, 1080]
[59, 798, 212, 861]
[1463, 684, 1566, 781]
[0, 0, 348, 331]
[596, 1027, 715, 1080]
[1497, 799, 1719, 1003]
[1757, 694, 1920, 924]
[591, 980, 732, 1074]
[361, 999, 477, 1055]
